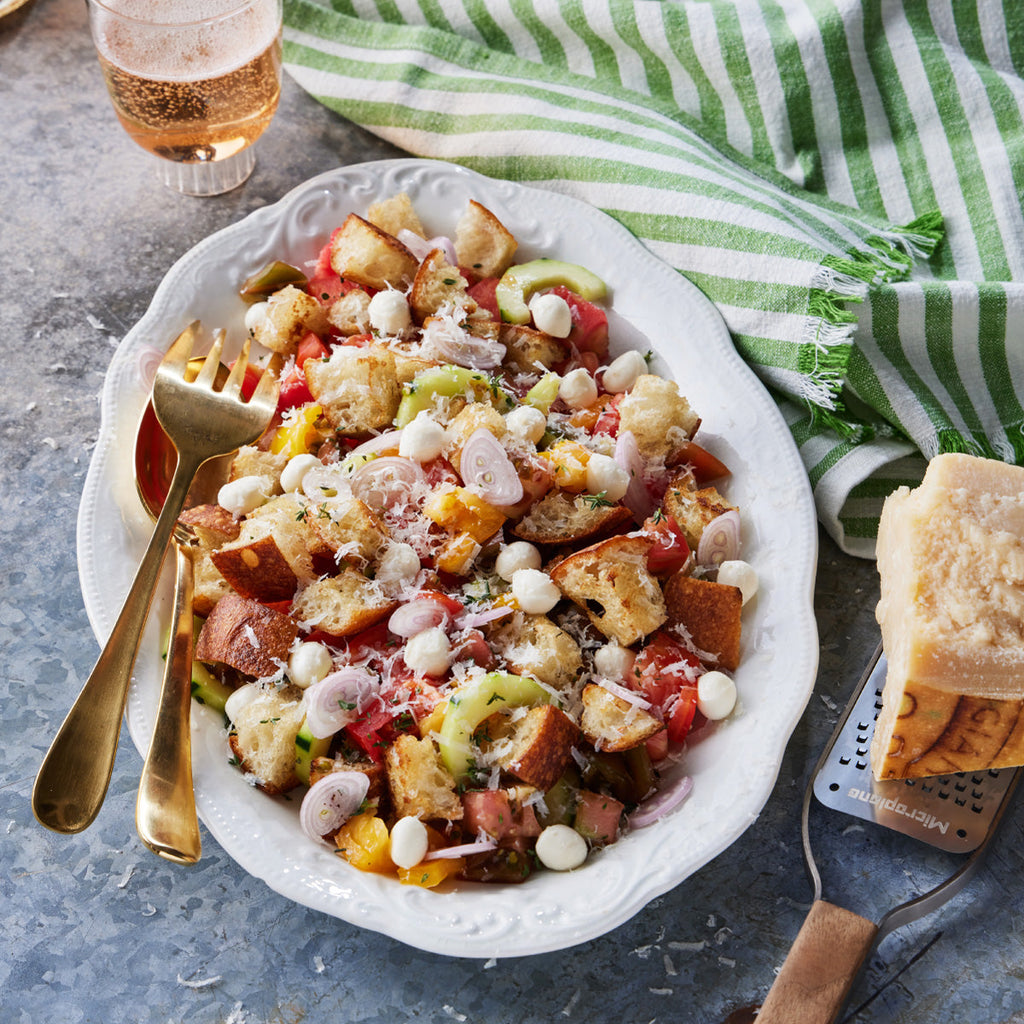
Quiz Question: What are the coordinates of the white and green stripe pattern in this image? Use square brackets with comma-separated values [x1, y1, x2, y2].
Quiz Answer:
[281, 0, 1024, 557]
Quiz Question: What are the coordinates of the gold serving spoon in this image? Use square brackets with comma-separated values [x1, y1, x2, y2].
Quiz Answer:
[33, 322, 277, 836]
[132, 359, 232, 864]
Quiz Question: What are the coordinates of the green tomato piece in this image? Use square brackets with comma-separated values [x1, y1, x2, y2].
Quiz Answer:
[295, 718, 332, 786]
[394, 364, 513, 427]
[239, 260, 308, 303]
[522, 372, 561, 414]
[439, 672, 551, 779]
[495, 258, 607, 325]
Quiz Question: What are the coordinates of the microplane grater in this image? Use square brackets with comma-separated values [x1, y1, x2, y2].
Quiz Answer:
[812, 643, 1017, 853]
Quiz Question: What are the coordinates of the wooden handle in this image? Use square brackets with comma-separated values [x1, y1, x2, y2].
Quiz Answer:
[756, 899, 878, 1024]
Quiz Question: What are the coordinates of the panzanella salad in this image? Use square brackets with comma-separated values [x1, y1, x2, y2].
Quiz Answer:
[180, 192, 757, 887]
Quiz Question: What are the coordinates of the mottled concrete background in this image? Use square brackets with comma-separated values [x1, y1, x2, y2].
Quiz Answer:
[4, 2, 1024, 1022]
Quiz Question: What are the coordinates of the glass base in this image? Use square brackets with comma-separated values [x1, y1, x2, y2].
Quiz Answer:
[155, 146, 256, 197]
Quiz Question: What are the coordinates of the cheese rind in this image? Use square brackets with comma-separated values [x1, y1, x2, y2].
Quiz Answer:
[872, 453, 1024, 780]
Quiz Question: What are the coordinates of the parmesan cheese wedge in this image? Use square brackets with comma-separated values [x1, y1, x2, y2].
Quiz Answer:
[872, 453, 1024, 780]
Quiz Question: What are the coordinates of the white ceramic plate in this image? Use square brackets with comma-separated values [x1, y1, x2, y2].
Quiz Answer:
[77, 158, 818, 957]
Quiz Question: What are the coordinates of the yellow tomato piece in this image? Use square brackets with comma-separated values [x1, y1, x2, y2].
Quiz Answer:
[270, 403, 323, 458]
[417, 697, 449, 739]
[334, 812, 394, 875]
[538, 440, 591, 493]
[435, 531, 481, 576]
[422, 486, 506, 542]
[398, 856, 465, 888]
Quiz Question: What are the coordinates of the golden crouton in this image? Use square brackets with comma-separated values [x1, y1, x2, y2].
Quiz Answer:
[178, 504, 240, 548]
[409, 247, 474, 323]
[662, 479, 738, 550]
[664, 573, 743, 671]
[290, 568, 398, 637]
[305, 344, 402, 436]
[550, 534, 667, 646]
[308, 497, 390, 569]
[498, 322, 568, 373]
[580, 682, 663, 752]
[310, 755, 388, 804]
[329, 213, 419, 291]
[228, 445, 288, 491]
[498, 705, 580, 792]
[511, 491, 632, 547]
[253, 284, 329, 357]
[227, 684, 306, 794]
[190, 548, 236, 617]
[326, 288, 372, 336]
[196, 595, 299, 678]
[485, 612, 583, 690]
[454, 200, 518, 279]
[366, 192, 425, 239]
[617, 374, 700, 463]
[385, 734, 464, 821]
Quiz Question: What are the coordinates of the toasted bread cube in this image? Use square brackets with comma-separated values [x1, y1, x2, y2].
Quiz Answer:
[385, 734, 464, 821]
[329, 213, 419, 291]
[366, 192, 425, 239]
[454, 200, 518, 279]
[498, 322, 568, 373]
[227, 684, 306, 794]
[178, 503, 241, 548]
[191, 548, 236, 617]
[409, 247, 474, 323]
[196, 595, 298, 678]
[326, 288, 372, 336]
[229, 445, 288, 491]
[662, 478, 738, 550]
[291, 568, 398, 637]
[252, 284, 329, 357]
[305, 344, 402, 436]
[664, 573, 742, 671]
[485, 612, 583, 690]
[580, 682, 663, 752]
[497, 705, 580, 791]
[618, 374, 700, 463]
[550, 534, 667, 646]
[308, 497, 390, 569]
[310, 755, 388, 804]
[511, 490, 632, 547]
[422, 486, 507, 543]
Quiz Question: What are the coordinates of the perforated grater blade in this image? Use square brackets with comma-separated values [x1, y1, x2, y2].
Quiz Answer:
[813, 643, 1018, 853]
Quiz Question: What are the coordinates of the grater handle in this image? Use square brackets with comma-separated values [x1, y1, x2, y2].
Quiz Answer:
[755, 899, 878, 1024]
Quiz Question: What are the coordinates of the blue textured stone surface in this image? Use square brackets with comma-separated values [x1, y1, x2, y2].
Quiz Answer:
[4, 2, 1024, 1021]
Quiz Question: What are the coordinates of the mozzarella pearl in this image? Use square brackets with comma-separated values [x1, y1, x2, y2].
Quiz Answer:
[287, 641, 333, 689]
[529, 292, 573, 338]
[403, 626, 452, 677]
[389, 815, 430, 869]
[697, 670, 737, 721]
[601, 350, 648, 393]
[594, 643, 635, 682]
[224, 682, 261, 724]
[244, 301, 269, 336]
[535, 824, 588, 871]
[217, 475, 270, 517]
[504, 404, 548, 445]
[368, 289, 411, 335]
[558, 368, 599, 410]
[280, 453, 322, 493]
[585, 453, 630, 502]
[716, 559, 758, 605]
[399, 411, 447, 463]
[511, 568, 561, 615]
[377, 542, 422, 588]
[495, 541, 542, 582]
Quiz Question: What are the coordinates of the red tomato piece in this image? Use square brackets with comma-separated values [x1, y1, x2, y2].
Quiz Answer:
[642, 514, 692, 577]
[592, 393, 622, 436]
[229, 359, 263, 401]
[463, 790, 542, 841]
[467, 276, 500, 320]
[669, 440, 730, 484]
[344, 706, 399, 764]
[632, 630, 702, 712]
[296, 331, 330, 368]
[451, 628, 495, 669]
[307, 231, 345, 305]
[277, 370, 314, 412]
[550, 286, 609, 359]
[573, 790, 624, 846]
[666, 686, 699, 744]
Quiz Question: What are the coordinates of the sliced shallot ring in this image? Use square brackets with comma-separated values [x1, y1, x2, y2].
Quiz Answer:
[627, 774, 694, 829]
[388, 599, 452, 638]
[596, 677, 653, 711]
[303, 667, 378, 739]
[696, 509, 741, 567]
[614, 430, 654, 524]
[397, 230, 458, 266]
[459, 429, 524, 506]
[301, 463, 352, 503]
[455, 605, 515, 630]
[299, 771, 370, 844]
[349, 455, 425, 511]
[424, 839, 498, 860]
[423, 317, 506, 370]
[348, 429, 403, 460]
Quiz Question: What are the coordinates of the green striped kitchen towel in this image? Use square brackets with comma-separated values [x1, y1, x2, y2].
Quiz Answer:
[281, 0, 1024, 558]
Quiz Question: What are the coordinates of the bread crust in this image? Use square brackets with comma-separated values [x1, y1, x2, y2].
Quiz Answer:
[196, 595, 298, 677]
[663, 573, 742, 671]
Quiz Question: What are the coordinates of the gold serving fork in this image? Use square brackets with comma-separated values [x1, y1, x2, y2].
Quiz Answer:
[32, 322, 277, 838]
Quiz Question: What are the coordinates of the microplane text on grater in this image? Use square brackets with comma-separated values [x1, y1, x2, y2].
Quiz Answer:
[812, 647, 1017, 854]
